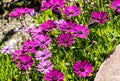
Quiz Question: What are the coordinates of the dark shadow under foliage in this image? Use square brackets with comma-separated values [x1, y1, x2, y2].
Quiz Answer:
[0, 28, 17, 46]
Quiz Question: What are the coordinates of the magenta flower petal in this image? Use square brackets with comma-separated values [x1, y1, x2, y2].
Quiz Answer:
[34, 34, 52, 48]
[35, 49, 52, 61]
[29, 8, 36, 17]
[41, 0, 65, 11]
[73, 60, 93, 78]
[22, 39, 37, 53]
[60, 20, 77, 33]
[37, 60, 53, 74]
[92, 11, 109, 24]
[1, 45, 14, 54]
[12, 49, 23, 61]
[57, 33, 75, 47]
[44, 69, 64, 81]
[111, 0, 120, 13]
[72, 25, 90, 38]
[41, 0, 51, 11]
[62, 5, 81, 18]
[17, 55, 34, 70]
[55, 19, 65, 27]
[40, 20, 57, 32]
[31, 27, 44, 38]
[9, 7, 34, 18]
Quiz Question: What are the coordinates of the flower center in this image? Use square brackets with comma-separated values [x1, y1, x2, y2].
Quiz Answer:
[117, 6, 120, 9]
[41, 54, 45, 57]
[70, 11, 74, 14]
[67, 26, 71, 30]
[98, 18, 103, 22]
[28, 46, 32, 49]
[44, 66, 48, 69]
[41, 41, 45, 44]
[52, 76, 58, 81]
[79, 31, 83, 34]
[47, 26, 51, 29]
[38, 32, 42, 35]
[64, 40, 68, 43]
[80, 68, 85, 72]
[54, 4, 59, 8]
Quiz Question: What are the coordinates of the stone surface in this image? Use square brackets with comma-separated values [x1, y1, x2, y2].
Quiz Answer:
[0, 15, 33, 48]
[94, 44, 120, 81]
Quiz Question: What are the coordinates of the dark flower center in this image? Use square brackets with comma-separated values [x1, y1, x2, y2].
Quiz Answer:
[41, 41, 45, 44]
[22, 61, 29, 65]
[54, 4, 59, 8]
[64, 40, 68, 43]
[98, 18, 103, 22]
[117, 6, 120, 9]
[47, 26, 51, 29]
[41, 54, 45, 57]
[70, 11, 74, 14]
[38, 32, 42, 35]
[79, 31, 83, 34]
[28, 46, 32, 49]
[67, 26, 71, 30]
[6, 48, 9, 51]
[44, 66, 48, 69]
[52, 76, 58, 81]
[22, 60, 32, 65]
[80, 68, 85, 72]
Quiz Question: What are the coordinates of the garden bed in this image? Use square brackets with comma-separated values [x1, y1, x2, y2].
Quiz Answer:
[0, 0, 120, 81]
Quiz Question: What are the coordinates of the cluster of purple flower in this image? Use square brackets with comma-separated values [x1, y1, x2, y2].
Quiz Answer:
[6, 0, 119, 80]
[11, 38, 64, 80]
[12, 38, 53, 71]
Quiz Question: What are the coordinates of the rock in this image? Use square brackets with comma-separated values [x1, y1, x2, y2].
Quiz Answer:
[3, 0, 12, 3]
[0, 14, 33, 48]
[94, 44, 120, 81]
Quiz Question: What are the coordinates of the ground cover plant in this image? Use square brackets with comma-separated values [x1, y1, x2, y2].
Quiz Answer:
[1, 0, 120, 81]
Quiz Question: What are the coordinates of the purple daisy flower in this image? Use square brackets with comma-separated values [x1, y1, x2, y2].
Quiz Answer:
[35, 49, 52, 61]
[55, 19, 65, 27]
[31, 27, 44, 38]
[12, 49, 23, 61]
[49, 0, 66, 9]
[37, 60, 53, 74]
[62, 5, 81, 18]
[73, 60, 93, 78]
[111, 0, 120, 13]
[34, 34, 52, 48]
[44, 69, 64, 81]
[40, 20, 57, 32]
[9, 7, 34, 18]
[17, 55, 34, 70]
[1, 45, 14, 54]
[22, 40, 37, 53]
[41, 0, 51, 11]
[92, 11, 109, 24]
[41, 0, 65, 11]
[57, 33, 75, 47]
[72, 25, 90, 38]
[60, 20, 77, 33]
